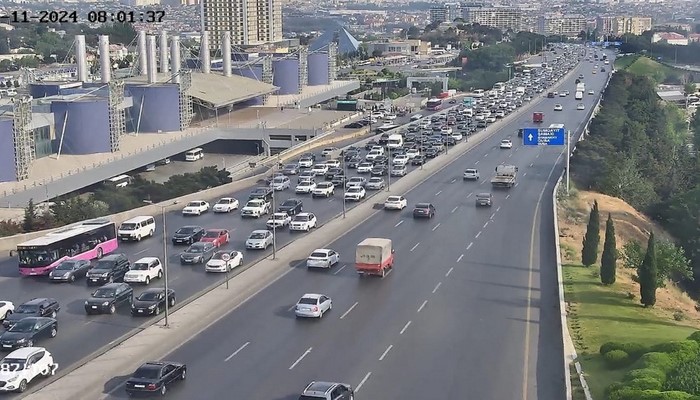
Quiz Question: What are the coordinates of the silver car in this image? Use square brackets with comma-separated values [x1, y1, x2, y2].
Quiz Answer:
[245, 230, 274, 250]
[365, 177, 385, 190]
[295, 293, 332, 318]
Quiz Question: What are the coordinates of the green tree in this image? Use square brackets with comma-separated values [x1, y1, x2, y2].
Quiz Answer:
[581, 200, 601, 266]
[600, 213, 617, 285]
[621, 239, 693, 287]
[22, 199, 37, 233]
[639, 232, 658, 307]
[684, 82, 697, 96]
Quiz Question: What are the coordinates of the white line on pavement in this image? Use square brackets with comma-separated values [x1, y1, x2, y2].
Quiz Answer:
[451, 206, 459, 213]
[467, 192, 473, 198]
[340, 302, 359, 320]
[456, 254, 464, 262]
[467, 242, 473, 250]
[356, 372, 372, 392]
[224, 342, 250, 362]
[435, 190, 442, 196]
[400, 320, 412, 335]
[394, 220, 403, 227]
[496, 206, 501, 212]
[134, 248, 150, 255]
[432, 223, 441, 231]
[333, 264, 347, 275]
[379, 345, 393, 361]
[410, 242, 420, 252]
[432, 282, 442, 294]
[289, 347, 313, 370]
[475, 231, 482, 238]
[475, 160, 480, 165]
[506, 194, 511, 199]
[417, 300, 428, 313]
[446, 267, 454, 277]
[490, 213, 496, 220]
[483, 221, 489, 229]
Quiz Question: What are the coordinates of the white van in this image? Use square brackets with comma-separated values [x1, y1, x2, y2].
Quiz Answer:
[106, 174, 132, 188]
[460, 108, 473, 117]
[472, 89, 484, 98]
[185, 148, 204, 161]
[387, 134, 403, 149]
[118, 215, 156, 241]
[410, 114, 423, 121]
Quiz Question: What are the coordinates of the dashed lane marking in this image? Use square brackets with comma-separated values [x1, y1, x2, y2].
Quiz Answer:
[467, 242, 473, 250]
[451, 206, 459, 213]
[435, 190, 442, 196]
[379, 345, 394, 361]
[395, 220, 404, 227]
[400, 321, 412, 335]
[432, 282, 442, 294]
[224, 342, 250, 362]
[457, 254, 464, 262]
[356, 372, 372, 393]
[490, 213, 496, 220]
[410, 242, 420, 252]
[432, 223, 441, 231]
[475, 231, 482, 238]
[333, 264, 347, 275]
[483, 221, 489, 229]
[446, 267, 454, 277]
[289, 347, 313, 370]
[417, 300, 428, 313]
[340, 302, 359, 320]
[506, 194, 511, 199]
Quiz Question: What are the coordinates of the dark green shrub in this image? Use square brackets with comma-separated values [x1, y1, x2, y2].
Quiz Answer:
[657, 392, 695, 400]
[605, 349, 632, 369]
[601, 341, 624, 355]
[600, 341, 649, 359]
[664, 359, 700, 394]
[625, 368, 668, 385]
[651, 341, 699, 355]
[627, 377, 663, 391]
[640, 353, 677, 373]
[607, 388, 660, 400]
[687, 331, 700, 343]
[606, 382, 626, 397]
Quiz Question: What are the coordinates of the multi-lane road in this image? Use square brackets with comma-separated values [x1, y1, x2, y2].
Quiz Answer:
[96, 52, 613, 399]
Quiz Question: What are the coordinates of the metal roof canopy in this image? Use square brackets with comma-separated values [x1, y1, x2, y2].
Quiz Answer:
[124, 72, 278, 109]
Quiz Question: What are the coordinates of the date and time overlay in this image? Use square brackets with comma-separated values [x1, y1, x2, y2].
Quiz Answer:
[2, 10, 166, 24]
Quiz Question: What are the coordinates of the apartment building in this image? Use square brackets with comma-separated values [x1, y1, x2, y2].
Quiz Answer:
[365, 39, 431, 56]
[203, 0, 282, 49]
[537, 14, 587, 37]
[429, 3, 462, 23]
[462, 6, 522, 32]
[596, 16, 652, 36]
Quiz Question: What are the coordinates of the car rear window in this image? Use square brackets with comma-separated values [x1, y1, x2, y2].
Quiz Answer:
[310, 252, 327, 258]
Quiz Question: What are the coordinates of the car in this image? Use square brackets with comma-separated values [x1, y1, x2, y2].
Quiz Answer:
[266, 212, 292, 229]
[124, 257, 163, 285]
[131, 288, 176, 316]
[171, 226, 205, 245]
[86, 253, 130, 286]
[277, 198, 303, 215]
[205, 251, 243, 273]
[0, 347, 58, 393]
[554, 104, 563, 111]
[356, 162, 373, 173]
[0, 317, 58, 350]
[240, 199, 271, 218]
[282, 164, 299, 175]
[463, 168, 480, 180]
[295, 294, 332, 318]
[249, 186, 274, 201]
[601, 67, 606, 72]
[406, 148, 420, 159]
[48, 259, 92, 283]
[547, 92, 555, 98]
[365, 177, 385, 190]
[330, 174, 346, 187]
[364, 139, 379, 150]
[425, 148, 439, 158]
[180, 242, 216, 264]
[346, 156, 362, 168]
[370, 165, 388, 176]
[299, 381, 354, 400]
[592, 69, 597, 74]
[390, 165, 407, 176]
[345, 176, 366, 188]
[289, 213, 317, 232]
[475, 192, 493, 207]
[413, 203, 436, 218]
[325, 159, 341, 168]
[384, 195, 407, 210]
[181, 200, 209, 216]
[124, 361, 187, 397]
[298, 156, 313, 168]
[344, 121, 364, 129]
[499, 139, 513, 149]
[587, 90, 595, 95]
[411, 155, 426, 165]
[312, 182, 335, 197]
[199, 229, 230, 248]
[84, 283, 133, 315]
[0, 301, 14, 321]
[321, 147, 338, 157]
[245, 230, 274, 249]
[306, 249, 340, 269]
[392, 154, 410, 166]
[576, 103, 585, 110]
[311, 164, 329, 176]
[559, 91, 567, 97]
[212, 197, 239, 213]
[295, 180, 317, 194]
[344, 186, 366, 201]
[270, 175, 291, 191]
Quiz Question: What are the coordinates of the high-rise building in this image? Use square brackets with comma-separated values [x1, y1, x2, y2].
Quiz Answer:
[537, 14, 587, 37]
[462, 6, 523, 32]
[203, 0, 282, 49]
[429, 3, 462, 23]
[596, 16, 652, 36]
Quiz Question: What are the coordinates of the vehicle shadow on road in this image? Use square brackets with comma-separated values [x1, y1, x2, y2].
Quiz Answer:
[102, 374, 131, 396]
[273, 304, 297, 319]
[270, 395, 298, 400]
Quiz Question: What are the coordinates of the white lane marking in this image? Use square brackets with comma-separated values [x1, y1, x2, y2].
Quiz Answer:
[475, 231, 482, 238]
[432, 223, 441, 231]
[523, 172, 527, 177]
[450, 178, 456, 183]
[134, 248, 150, 255]
[381, 268, 393, 279]
[394, 220, 403, 227]
[506, 194, 511, 199]
[529, 162, 534, 167]
[490, 213, 496, 220]
[224, 342, 250, 362]
[410, 242, 420, 252]
[467, 192, 473, 198]
[417, 300, 428, 313]
[379, 345, 394, 361]
[536, 153, 540, 158]
[400, 320, 412, 335]
[451, 206, 459, 213]
[483, 153, 488, 158]
[496, 206, 501, 212]
[480, 179, 487, 185]
[457, 254, 464, 262]
[474, 160, 480, 165]
[289, 347, 313, 370]
[432, 282, 442, 294]
[333, 264, 347, 275]
[515, 182, 519, 187]
[328, 198, 335, 202]
[446, 267, 454, 277]
[467, 242, 473, 250]
[356, 372, 372, 392]
[483, 221, 489, 229]
[288, 304, 297, 312]
[340, 301, 359, 320]
[508, 153, 513, 158]
[435, 190, 442, 196]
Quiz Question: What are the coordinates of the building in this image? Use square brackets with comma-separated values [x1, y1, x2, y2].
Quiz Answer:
[203, 0, 283, 49]
[309, 27, 360, 55]
[365, 40, 431, 56]
[537, 14, 587, 37]
[652, 32, 689, 46]
[596, 16, 652, 36]
[462, 6, 522, 32]
[430, 3, 462, 23]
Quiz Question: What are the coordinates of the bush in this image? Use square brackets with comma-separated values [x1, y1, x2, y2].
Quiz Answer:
[605, 349, 633, 369]
[664, 359, 700, 394]
[657, 392, 696, 400]
[627, 377, 664, 391]
[651, 341, 700, 355]
[687, 331, 700, 343]
[626, 368, 668, 385]
[640, 353, 678, 373]
[607, 388, 661, 400]
[600, 341, 650, 359]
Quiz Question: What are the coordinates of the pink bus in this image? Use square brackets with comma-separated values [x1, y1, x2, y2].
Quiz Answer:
[17, 219, 118, 276]
[426, 98, 442, 111]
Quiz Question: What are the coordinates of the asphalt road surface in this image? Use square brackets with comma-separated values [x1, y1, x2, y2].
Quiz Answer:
[100, 51, 613, 399]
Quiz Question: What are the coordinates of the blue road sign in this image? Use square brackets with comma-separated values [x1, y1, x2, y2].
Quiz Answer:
[522, 127, 566, 146]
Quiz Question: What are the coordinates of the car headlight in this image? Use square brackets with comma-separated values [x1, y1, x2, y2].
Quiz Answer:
[101, 272, 109, 277]
[194, 256, 202, 261]
[16, 338, 26, 343]
[102, 301, 109, 306]
[148, 304, 156, 309]
[7, 376, 18, 382]
[84, 301, 89, 305]
[63, 272, 70, 277]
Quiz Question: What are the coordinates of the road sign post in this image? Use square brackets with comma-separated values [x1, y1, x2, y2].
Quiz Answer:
[522, 127, 571, 194]
[221, 252, 231, 289]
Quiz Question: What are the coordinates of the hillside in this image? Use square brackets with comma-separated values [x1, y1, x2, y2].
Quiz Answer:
[614, 55, 681, 83]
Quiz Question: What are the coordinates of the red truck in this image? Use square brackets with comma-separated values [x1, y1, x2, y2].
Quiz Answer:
[355, 238, 394, 277]
[533, 112, 544, 123]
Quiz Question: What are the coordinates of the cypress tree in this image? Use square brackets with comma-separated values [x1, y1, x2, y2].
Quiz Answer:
[581, 200, 600, 267]
[22, 198, 37, 233]
[639, 232, 658, 307]
[600, 213, 617, 285]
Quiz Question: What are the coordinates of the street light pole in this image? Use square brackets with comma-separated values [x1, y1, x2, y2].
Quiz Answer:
[342, 157, 347, 218]
[386, 143, 391, 192]
[161, 205, 170, 328]
[271, 160, 278, 260]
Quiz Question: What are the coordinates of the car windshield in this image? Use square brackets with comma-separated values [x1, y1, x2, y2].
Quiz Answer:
[186, 245, 204, 253]
[176, 227, 195, 234]
[349, 178, 362, 182]
[298, 298, 318, 305]
[132, 262, 151, 271]
[15, 305, 39, 314]
[8, 320, 37, 333]
[370, 178, 381, 182]
[92, 288, 116, 298]
[137, 291, 161, 301]
[55, 261, 80, 270]
[310, 252, 328, 258]
[217, 199, 232, 204]
[299, 182, 312, 186]
[120, 223, 137, 230]
[247, 200, 263, 206]
[282, 200, 297, 206]
[294, 215, 310, 222]
[273, 177, 286, 183]
[133, 366, 161, 379]
[211, 251, 229, 260]
[272, 213, 287, 219]
[250, 232, 268, 239]
[477, 193, 491, 199]
[186, 202, 199, 207]
[203, 231, 220, 238]
[318, 183, 331, 188]
[284, 164, 296, 169]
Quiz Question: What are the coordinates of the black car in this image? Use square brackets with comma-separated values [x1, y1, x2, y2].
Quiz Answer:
[331, 175, 347, 187]
[373, 155, 389, 166]
[86, 254, 130, 286]
[343, 150, 360, 161]
[425, 148, 439, 158]
[277, 198, 303, 215]
[249, 187, 273, 201]
[180, 242, 216, 265]
[125, 361, 187, 396]
[371, 166, 388, 176]
[171, 226, 205, 245]
[0, 317, 58, 350]
[413, 203, 436, 218]
[364, 139, 379, 150]
[131, 288, 176, 316]
[346, 156, 362, 168]
[344, 121, 364, 129]
[411, 155, 426, 165]
[325, 167, 343, 180]
[3, 298, 60, 329]
[48, 259, 92, 283]
[301, 152, 316, 161]
[378, 134, 390, 145]
[85, 283, 133, 315]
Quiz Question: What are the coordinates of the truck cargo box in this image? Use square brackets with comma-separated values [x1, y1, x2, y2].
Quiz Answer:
[355, 238, 394, 277]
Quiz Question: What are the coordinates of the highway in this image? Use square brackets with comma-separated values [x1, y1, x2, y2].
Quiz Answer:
[99, 51, 613, 399]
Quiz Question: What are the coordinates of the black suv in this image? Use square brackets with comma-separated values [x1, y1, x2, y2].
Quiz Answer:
[249, 187, 273, 201]
[277, 198, 303, 215]
[84, 283, 133, 314]
[2, 298, 60, 329]
[171, 225, 205, 245]
[86, 253, 130, 286]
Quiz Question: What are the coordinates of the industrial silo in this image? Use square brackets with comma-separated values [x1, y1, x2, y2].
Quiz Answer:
[0, 119, 16, 182]
[272, 58, 300, 95]
[233, 64, 264, 81]
[126, 84, 181, 133]
[307, 53, 330, 86]
[51, 98, 111, 154]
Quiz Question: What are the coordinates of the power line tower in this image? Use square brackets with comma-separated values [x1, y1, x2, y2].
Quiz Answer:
[108, 80, 126, 152]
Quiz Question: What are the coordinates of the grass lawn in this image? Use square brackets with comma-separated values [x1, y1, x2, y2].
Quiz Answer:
[619, 56, 680, 83]
[613, 55, 639, 70]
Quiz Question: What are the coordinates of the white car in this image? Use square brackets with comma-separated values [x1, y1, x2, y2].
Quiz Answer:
[182, 201, 209, 216]
[270, 176, 291, 191]
[311, 164, 329, 176]
[554, 104, 563, 111]
[306, 249, 340, 269]
[576, 103, 585, 110]
[123, 257, 163, 285]
[205, 250, 243, 273]
[345, 177, 366, 188]
[485, 116, 497, 123]
[384, 195, 407, 210]
[0, 347, 58, 393]
[245, 230, 274, 250]
[344, 186, 366, 201]
[0, 301, 14, 321]
[405, 149, 420, 159]
[311, 182, 335, 198]
[324, 159, 341, 168]
[295, 181, 317, 194]
[295, 293, 332, 318]
[440, 127, 453, 135]
[588, 90, 595, 95]
[212, 197, 239, 213]
[499, 139, 513, 149]
[298, 157, 313, 168]
[266, 212, 292, 229]
[390, 165, 407, 176]
[240, 199, 270, 218]
[365, 151, 381, 161]
[289, 213, 317, 232]
[357, 162, 373, 173]
[392, 154, 409, 166]
[384, 114, 397, 121]
[321, 147, 338, 157]
[366, 177, 385, 190]
[450, 132, 463, 141]
[463, 168, 480, 180]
